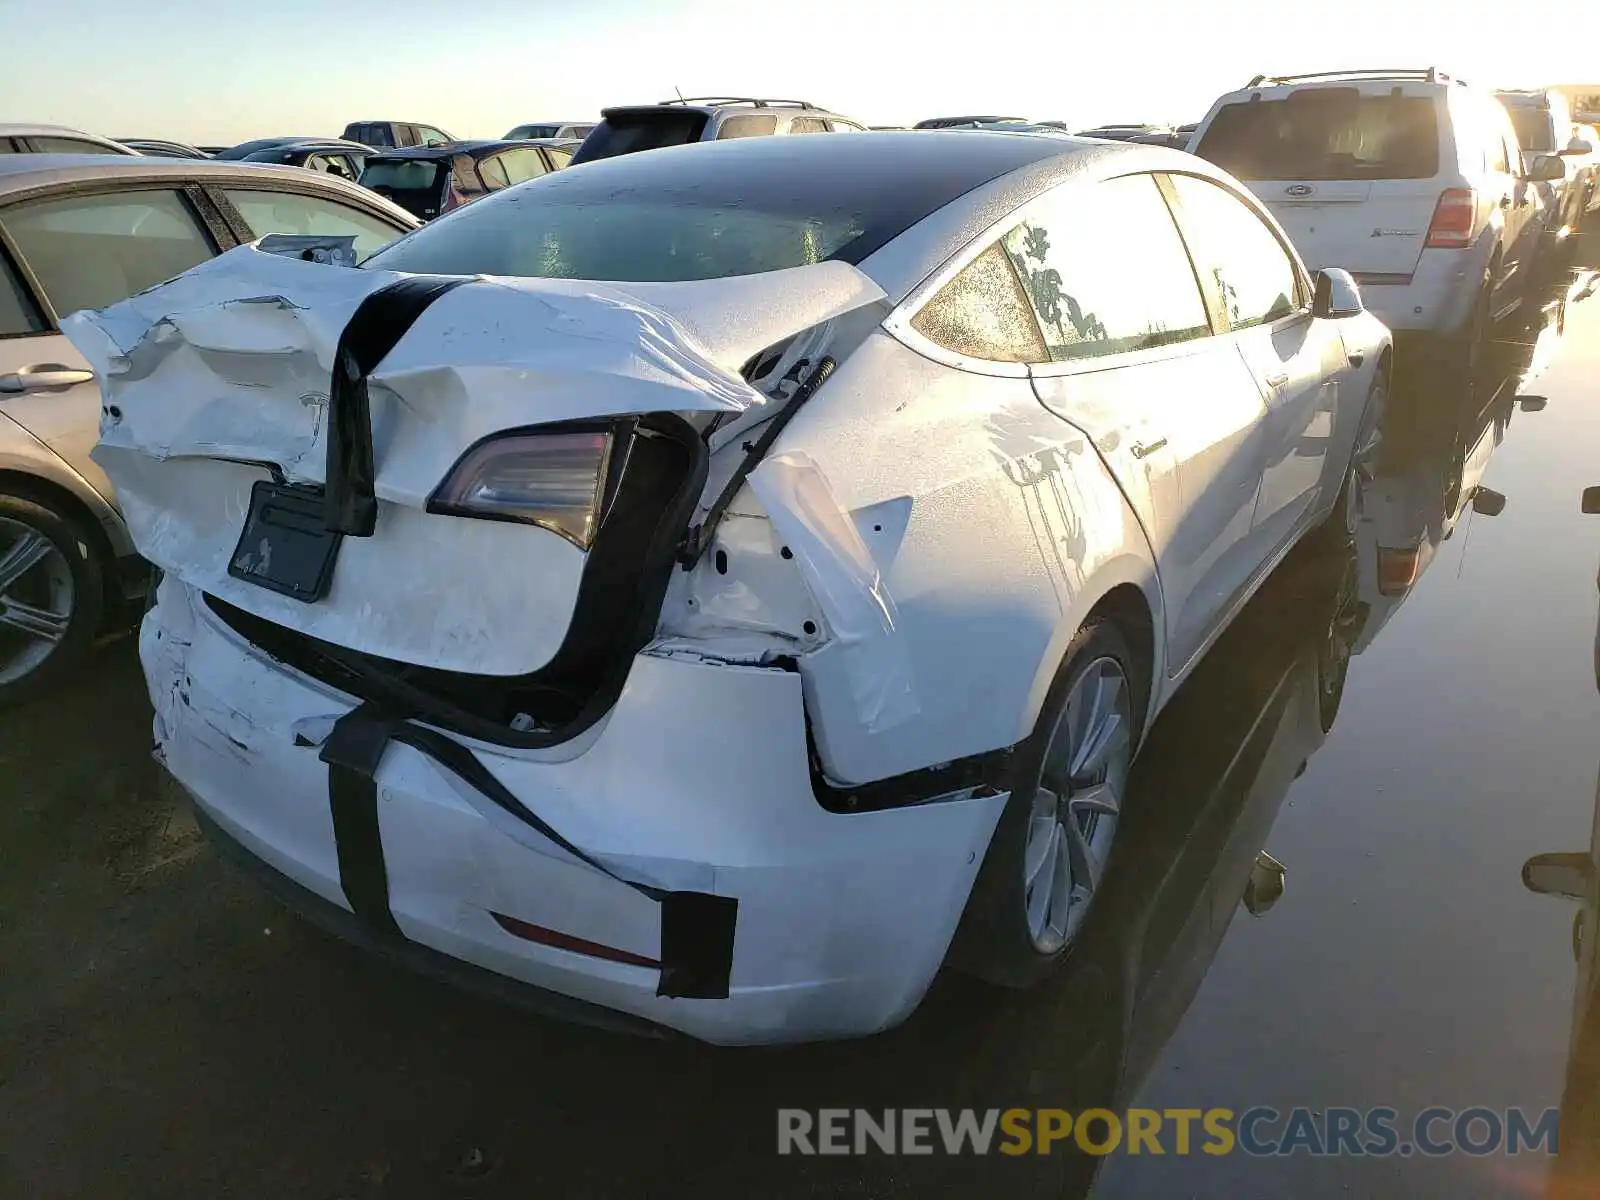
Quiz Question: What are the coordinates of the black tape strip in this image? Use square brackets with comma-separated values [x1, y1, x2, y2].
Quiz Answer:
[321, 709, 400, 936]
[325, 275, 470, 536]
[316, 704, 738, 998]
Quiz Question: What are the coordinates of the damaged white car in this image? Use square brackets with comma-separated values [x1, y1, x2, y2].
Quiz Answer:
[67, 132, 1389, 1044]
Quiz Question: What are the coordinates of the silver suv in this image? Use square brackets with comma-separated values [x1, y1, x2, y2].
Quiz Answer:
[569, 97, 864, 164]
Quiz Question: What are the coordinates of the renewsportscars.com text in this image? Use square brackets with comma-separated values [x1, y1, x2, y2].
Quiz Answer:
[777, 1107, 1559, 1158]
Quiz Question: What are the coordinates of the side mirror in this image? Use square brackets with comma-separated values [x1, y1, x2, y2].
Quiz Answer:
[1522, 852, 1593, 900]
[1562, 139, 1595, 156]
[1582, 485, 1600, 514]
[1517, 394, 1548, 412]
[1469, 486, 1506, 516]
[1312, 267, 1364, 319]
[1528, 154, 1567, 182]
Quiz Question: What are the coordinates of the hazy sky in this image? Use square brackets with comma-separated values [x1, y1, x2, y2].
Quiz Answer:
[7, 0, 1595, 143]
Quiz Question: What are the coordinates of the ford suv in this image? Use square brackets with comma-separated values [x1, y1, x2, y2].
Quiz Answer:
[1190, 68, 1566, 378]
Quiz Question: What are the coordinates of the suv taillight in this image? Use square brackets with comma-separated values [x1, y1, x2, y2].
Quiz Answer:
[1424, 188, 1477, 249]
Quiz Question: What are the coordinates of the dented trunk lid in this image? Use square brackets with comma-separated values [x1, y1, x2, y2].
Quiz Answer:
[65, 245, 885, 676]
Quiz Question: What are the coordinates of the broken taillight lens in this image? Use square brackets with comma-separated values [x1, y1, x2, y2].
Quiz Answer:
[429, 428, 615, 549]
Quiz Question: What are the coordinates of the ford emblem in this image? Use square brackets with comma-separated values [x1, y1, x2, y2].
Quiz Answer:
[1286, 184, 1315, 197]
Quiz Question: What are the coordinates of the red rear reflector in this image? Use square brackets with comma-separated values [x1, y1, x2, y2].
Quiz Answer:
[1377, 547, 1424, 595]
[490, 911, 659, 968]
[1425, 188, 1476, 249]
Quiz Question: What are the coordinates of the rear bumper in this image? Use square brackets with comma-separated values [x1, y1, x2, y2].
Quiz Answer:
[142, 578, 1005, 1045]
[1353, 242, 1493, 335]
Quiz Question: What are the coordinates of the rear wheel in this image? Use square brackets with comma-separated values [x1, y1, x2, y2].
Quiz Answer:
[1455, 276, 1493, 393]
[0, 493, 105, 706]
[953, 619, 1145, 989]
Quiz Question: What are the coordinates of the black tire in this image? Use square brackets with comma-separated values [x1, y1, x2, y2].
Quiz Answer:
[1453, 276, 1493, 394]
[0, 492, 106, 707]
[950, 618, 1148, 990]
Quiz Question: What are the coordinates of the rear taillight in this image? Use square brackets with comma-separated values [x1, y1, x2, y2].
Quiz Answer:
[1424, 188, 1476, 249]
[429, 428, 617, 549]
[1377, 547, 1424, 596]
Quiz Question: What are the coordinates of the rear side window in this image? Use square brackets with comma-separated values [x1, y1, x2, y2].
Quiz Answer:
[828, 120, 866, 132]
[716, 115, 778, 139]
[29, 137, 125, 155]
[3, 189, 215, 318]
[223, 189, 403, 259]
[910, 242, 1046, 363]
[573, 111, 710, 163]
[1168, 174, 1301, 330]
[0, 252, 45, 335]
[790, 118, 830, 134]
[546, 147, 573, 168]
[1196, 90, 1440, 180]
[476, 156, 510, 190]
[1002, 174, 1211, 361]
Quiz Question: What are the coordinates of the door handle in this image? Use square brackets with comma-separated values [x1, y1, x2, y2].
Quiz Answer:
[1264, 372, 1290, 388]
[1130, 437, 1168, 459]
[0, 364, 96, 394]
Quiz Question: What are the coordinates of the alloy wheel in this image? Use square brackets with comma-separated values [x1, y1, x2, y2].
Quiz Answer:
[1023, 656, 1132, 954]
[0, 517, 75, 686]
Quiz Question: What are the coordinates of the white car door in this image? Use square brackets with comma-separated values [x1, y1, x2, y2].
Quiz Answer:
[1021, 173, 1270, 673]
[0, 187, 219, 502]
[1165, 172, 1347, 552]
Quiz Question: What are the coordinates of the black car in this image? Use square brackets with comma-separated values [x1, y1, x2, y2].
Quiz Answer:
[357, 139, 573, 220]
[218, 138, 373, 182]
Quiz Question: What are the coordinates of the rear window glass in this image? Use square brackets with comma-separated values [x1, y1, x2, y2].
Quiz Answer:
[359, 159, 445, 204]
[1507, 107, 1554, 152]
[363, 196, 862, 281]
[572, 111, 710, 163]
[1195, 91, 1440, 180]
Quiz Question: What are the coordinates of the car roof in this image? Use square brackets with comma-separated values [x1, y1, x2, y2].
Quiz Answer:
[0, 155, 417, 221]
[0, 124, 135, 152]
[366, 139, 563, 160]
[600, 101, 845, 120]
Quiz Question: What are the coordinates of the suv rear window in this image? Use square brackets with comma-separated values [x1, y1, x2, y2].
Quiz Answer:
[1196, 90, 1440, 180]
[359, 158, 446, 207]
[571, 110, 711, 164]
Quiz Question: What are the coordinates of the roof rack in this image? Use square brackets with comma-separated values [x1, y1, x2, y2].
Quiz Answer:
[1246, 68, 1464, 88]
[656, 96, 816, 109]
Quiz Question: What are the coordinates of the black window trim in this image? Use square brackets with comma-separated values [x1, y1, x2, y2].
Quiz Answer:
[0, 181, 232, 331]
[0, 235, 50, 341]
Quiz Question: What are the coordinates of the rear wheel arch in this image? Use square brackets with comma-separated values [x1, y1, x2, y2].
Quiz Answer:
[0, 468, 121, 609]
[1083, 583, 1157, 742]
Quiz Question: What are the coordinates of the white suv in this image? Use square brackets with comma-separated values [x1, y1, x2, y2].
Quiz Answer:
[1190, 68, 1565, 374]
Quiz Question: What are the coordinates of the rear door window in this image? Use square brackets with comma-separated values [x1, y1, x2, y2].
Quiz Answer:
[1001, 173, 1212, 361]
[27, 136, 125, 155]
[1196, 90, 1441, 180]
[716, 115, 778, 140]
[1168, 174, 1303, 330]
[222, 188, 405, 259]
[2, 189, 216, 318]
[790, 118, 830, 134]
[496, 148, 548, 184]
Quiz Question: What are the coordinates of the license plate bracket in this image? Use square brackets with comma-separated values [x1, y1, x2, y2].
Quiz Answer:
[228, 480, 342, 602]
